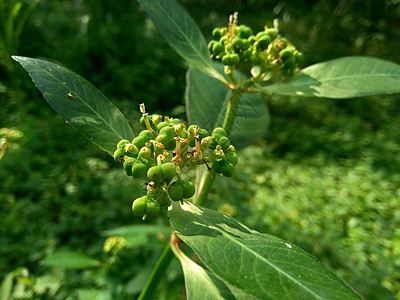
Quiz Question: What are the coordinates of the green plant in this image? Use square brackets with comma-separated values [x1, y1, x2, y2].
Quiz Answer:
[8, 0, 400, 298]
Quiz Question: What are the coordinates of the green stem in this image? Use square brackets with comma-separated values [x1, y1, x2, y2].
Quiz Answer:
[137, 242, 175, 300]
[222, 90, 243, 137]
[194, 171, 213, 207]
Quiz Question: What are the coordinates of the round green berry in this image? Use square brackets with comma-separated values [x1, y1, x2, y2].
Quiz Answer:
[132, 196, 147, 216]
[212, 127, 227, 137]
[168, 181, 184, 201]
[208, 40, 217, 53]
[131, 162, 148, 179]
[295, 51, 304, 65]
[117, 139, 130, 149]
[182, 181, 195, 199]
[237, 25, 252, 39]
[156, 121, 170, 132]
[156, 134, 175, 151]
[113, 147, 124, 162]
[159, 126, 175, 138]
[248, 35, 256, 45]
[147, 163, 177, 184]
[218, 136, 230, 150]
[212, 27, 222, 40]
[279, 48, 293, 61]
[123, 157, 136, 176]
[257, 35, 271, 51]
[212, 42, 225, 56]
[212, 160, 225, 174]
[221, 162, 235, 177]
[284, 56, 296, 68]
[125, 143, 139, 156]
[225, 151, 238, 166]
[231, 38, 242, 52]
[139, 130, 154, 141]
[243, 49, 252, 59]
[146, 198, 160, 217]
[241, 39, 250, 51]
[132, 136, 146, 150]
[265, 28, 278, 40]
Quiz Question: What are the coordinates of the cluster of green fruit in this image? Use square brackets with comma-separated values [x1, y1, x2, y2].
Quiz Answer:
[208, 13, 303, 78]
[112, 104, 238, 220]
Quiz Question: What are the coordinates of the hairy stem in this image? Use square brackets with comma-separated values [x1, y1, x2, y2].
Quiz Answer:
[137, 243, 175, 300]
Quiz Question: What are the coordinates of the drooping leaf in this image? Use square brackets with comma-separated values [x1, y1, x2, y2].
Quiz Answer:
[169, 201, 362, 300]
[137, 0, 227, 84]
[186, 63, 269, 150]
[263, 56, 400, 98]
[12, 56, 134, 155]
[170, 238, 254, 300]
[41, 251, 102, 269]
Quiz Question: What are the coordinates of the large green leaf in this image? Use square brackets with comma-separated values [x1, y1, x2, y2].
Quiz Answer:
[12, 56, 134, 155]
[170, 239, 246, 300]
[41, 251, 102, 269]
[169, 201, 362, 300]
[186, 63, 269, 150]
[137, 0, 227, 84]
[264, 56, 400, 98]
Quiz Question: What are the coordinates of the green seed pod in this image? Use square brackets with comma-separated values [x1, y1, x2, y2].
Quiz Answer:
[132, 196, 147, 216]
[279, 37, 288, 49]
[241, 39, 250, 51]
[279, 48, 293, 61]
[145, 198, 160, 217]
[140, 115, 157, 131]
[125, 143, 139, 156]
[212, 160, 225, 174]
[232, 38, 242, 52]
[218, 136, 230, 150]
[256, 31, 267, 39]
[132, 195, 160, 218]
[212, 127, 227, 137]
[147, 163, 177, 184]
[208, 40, 217, 53]
[212, 27, 222, 40]
[230, 53, 240, 65]
[237, 25, 253, 39]
[168, 118, 181, 126]
[168, 181, 184, 201]
[159, 126, 175, 138]
[248, 35, 256, 45]
[221, 162, 235, 177]
[182, 181, 196, 199]
[295, 51, 304, 65]
[156, 121, 170, 132]
[243, 48, 252, 59]
[113, 147, 124, 162]
[225, 151, 238, 166]
[131, 162, 148, 179]
[156, 134, 175, 151]
[221, 54, 231, 66]
[284, 56, 296, 69]
[123, 157, 136, 176]
[257, 35, 271, 51]
[139, 130, 154, 141]
[132, 136, 146, 150]
[212, 42, 225, 56]
[117, 139, 130, 149]
[265, 28, 278, 40]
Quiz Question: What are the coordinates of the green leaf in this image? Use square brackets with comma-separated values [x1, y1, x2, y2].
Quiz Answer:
[170, 239, 253, 300]
[264, 56, 400, 98]
[41, 251, 102, 269]
[186, 63, 269, 150]
[169, 201, 362, 300]
[12, 56, 134, 155]
[137, 0, 227, 84]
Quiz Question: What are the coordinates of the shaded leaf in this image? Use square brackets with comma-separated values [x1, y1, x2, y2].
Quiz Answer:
[186, 63, 269, 150]
[41, 251, 101, 269]
[169, 201, 362, 300]
[12, 56, 134, 155]
[264, 56, 400, 98]
[137, 0, 226, 84]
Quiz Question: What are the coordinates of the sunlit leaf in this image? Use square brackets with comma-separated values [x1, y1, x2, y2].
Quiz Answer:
[169, 201, 362, 299]
[12, 56, 134, 155]
[41, 251, 101, 269]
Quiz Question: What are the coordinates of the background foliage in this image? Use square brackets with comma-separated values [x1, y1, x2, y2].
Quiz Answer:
[1, 0, 399, 299]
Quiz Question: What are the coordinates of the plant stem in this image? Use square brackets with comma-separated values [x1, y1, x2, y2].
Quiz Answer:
[194, 171, 213, 206]
[222, 89, 242, 136]
[137, 243, 175, 300]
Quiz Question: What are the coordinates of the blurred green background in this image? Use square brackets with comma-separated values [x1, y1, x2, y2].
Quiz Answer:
[1, 0, 400, 299]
